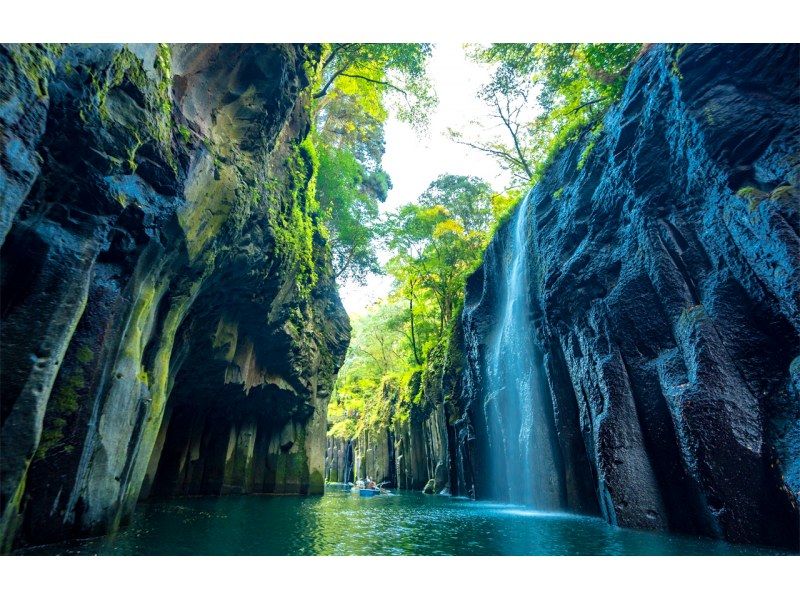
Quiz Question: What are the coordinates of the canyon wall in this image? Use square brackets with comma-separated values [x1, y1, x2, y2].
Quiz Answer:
[0, 43, 349, 551]
[453, 43, 799, 549]
[326, 346, 459, 495]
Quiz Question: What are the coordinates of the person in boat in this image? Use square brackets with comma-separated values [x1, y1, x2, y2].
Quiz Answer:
[366, 476, 376, 489]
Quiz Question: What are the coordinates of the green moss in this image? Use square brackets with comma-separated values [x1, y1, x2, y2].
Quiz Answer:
[85, 45, 177, 173]
[126, 131, 143, 173]
[576, 122, 603, 171]
[269, 135, 322, 299]
[308, 469, 325, 494]
[137, 369, 150, 386]
[178, 124, 192, 144]
[553, 187, 564, 200]
[76, 345, 94, 364]
[8, 43, 60, 99]
[671, 44, 687, 79]
[35, 363, 86, 459]
[179, 159, 239, 259]
[736, 186, 769, 211]
[770, 185, 795, 202]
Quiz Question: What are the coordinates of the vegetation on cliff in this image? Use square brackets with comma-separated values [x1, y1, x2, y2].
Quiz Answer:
[309, 43, 435, 284]
[328, 175, 515, 441]
[452, 43, 643, 186]
[326, 43, 643, 448]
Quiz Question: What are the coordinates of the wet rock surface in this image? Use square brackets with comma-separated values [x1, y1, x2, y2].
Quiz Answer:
[0, 43, 349, 551]
[453, 44, 799, 549]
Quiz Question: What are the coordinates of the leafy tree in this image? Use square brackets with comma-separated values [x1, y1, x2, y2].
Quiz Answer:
[453, 43, 644, 185]
[329, 173, 501, 442]
[383, 179, 488, 337]
[314, 43, 436, 127]
[328, 299, 412, 439]
[310, 43, 436, 284]
[315, 141, 385, 282]
[417, 174, 494, 234]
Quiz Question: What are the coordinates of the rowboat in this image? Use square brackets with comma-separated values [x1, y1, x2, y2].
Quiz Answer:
[353, 487, 382, 497]
[351, 480, 390, 496]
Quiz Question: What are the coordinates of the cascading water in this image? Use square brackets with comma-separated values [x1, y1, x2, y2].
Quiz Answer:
[482, 192, 564, 509]
[343, 440, 354, 483]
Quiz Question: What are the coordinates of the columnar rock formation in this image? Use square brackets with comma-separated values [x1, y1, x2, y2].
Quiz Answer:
[349, 43, 799, 550]
[452, 44, 799, 548]
[0, 43, 349, 551]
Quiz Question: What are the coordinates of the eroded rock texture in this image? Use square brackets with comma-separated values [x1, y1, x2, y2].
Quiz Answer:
[326, 356, 457, 494]
[453, 44, 799, 549]
[0, 43, 349, 551]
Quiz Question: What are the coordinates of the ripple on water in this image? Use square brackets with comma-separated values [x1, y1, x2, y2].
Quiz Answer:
[16, 491, 791, 556]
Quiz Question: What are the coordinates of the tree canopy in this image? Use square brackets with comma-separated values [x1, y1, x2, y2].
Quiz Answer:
[329, 173, 503, 437]
[452, 43, 644, 185]
[309, 43, 436, 284]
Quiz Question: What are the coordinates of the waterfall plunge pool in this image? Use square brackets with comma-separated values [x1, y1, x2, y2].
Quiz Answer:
[18, 490, 787, 555]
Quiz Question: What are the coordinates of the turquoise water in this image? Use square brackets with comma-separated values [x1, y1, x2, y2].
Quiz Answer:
[22, 488, 786, 555]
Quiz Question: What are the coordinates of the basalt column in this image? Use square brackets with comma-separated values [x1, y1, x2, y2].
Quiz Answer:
[0, 43, 350, 551]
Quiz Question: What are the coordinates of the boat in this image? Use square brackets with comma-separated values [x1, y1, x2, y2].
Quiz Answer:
[351, 479, 390, 496]
[354, 487, 382, 497]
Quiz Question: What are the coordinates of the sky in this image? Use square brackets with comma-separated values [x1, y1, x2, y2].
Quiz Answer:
[338, 43, 511, 315]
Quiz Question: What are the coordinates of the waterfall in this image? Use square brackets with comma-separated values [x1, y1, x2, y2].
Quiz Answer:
[343, 440, 354, 483]
[482, 192, 564, 509]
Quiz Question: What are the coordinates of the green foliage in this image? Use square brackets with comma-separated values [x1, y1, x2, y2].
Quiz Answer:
[178, 124, 192, 144]
[328, 300, 413, 439]
[309, 43, 435, 284]
[313, 43, 436, 130]
[314, 138, 384, 283]
[456, 43, 643, 185]
[270, 138, 320, 297]
[329, 174, 500, 440]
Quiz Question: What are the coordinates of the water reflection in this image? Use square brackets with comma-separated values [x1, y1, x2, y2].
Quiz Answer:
[20, 491, 787, 556]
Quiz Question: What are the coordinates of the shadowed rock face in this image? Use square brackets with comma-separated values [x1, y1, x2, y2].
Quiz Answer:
[0, 43, 350, 550]
[453, 44, 799, 549]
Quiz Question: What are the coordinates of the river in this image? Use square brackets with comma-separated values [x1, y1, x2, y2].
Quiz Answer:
[19, 487, 786, 555]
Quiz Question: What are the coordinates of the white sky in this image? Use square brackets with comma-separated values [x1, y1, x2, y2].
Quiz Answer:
[339, 42, 511, 315]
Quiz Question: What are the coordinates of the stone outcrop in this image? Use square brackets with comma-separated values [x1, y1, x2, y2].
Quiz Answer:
[450, 44, 799, 549]
[0, 43, 349, 551]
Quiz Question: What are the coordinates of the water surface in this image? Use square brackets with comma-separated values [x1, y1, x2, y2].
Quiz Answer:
[23, 489, 786, 555]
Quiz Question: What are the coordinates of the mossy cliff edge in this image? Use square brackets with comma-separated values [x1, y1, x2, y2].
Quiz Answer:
[451, 44, 799, 549]
[326, 44, 800, 551]
[0, 44, 350, 551]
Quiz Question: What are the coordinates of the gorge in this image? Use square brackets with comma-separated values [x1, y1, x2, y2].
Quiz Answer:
[325, 43, 799, 552]
[1, 43, 349, 551]
[1, 42, 798, 555]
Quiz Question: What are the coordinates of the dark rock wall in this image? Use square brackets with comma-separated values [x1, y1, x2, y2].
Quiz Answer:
[454, 44, 799, 549]
[329, 347, 460, 494]
[0, 43, 349, 551]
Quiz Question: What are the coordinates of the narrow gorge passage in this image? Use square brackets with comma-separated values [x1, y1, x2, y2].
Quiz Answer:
[1, 42, 798, 556]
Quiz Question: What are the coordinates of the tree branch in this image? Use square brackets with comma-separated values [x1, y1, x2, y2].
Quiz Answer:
[337, 73, 408, 96]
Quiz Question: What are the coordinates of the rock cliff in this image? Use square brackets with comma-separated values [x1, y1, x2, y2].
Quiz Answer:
[0, 43, 349, 551]
[452, 43, 799, 549]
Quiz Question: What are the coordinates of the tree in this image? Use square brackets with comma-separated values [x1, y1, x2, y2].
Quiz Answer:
[315, 141, 386, 283]
[310, 43, 436, 284]
[453, 43, 644, 185]
[328, 173, 504, 442]
[383, 190, 487, 336]
[313, 44, 436, 127]
[417, 174, 494, 234]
